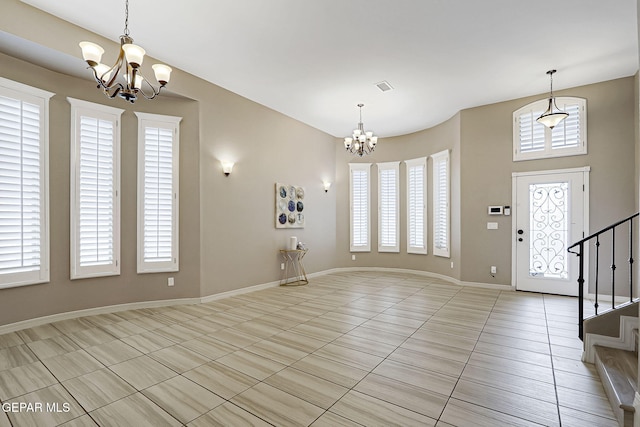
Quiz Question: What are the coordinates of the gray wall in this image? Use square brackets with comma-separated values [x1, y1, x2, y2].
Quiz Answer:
[334, 113, 462, 279]
[0, 0, 637, 327]
[194, 85, 338, 296]
[334, 77, 636, 289]
[460, 77, 636, 287]
[0, 0, 338, 327]
[0, 52, 202, 326]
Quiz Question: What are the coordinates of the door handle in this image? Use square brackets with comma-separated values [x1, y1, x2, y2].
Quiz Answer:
[517, 229, 524, 242]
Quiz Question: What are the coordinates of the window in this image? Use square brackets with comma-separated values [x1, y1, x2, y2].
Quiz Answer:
[431, 150, 450, 257]
[513, 97, 586, 161]
[377, 162, 399, 253]
[135, 112, 181, 273]
[68, 98, 123, 279]
[405, 157, 427, 254]
[0, 78, 53, 289]
[349, 163, 371, 252]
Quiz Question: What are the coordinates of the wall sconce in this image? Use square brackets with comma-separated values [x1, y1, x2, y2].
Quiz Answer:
[323, 181, 331, 193]
[221, 161, 234, 176]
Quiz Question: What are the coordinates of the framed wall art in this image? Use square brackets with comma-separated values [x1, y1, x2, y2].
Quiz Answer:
[275, 182, 305, 228]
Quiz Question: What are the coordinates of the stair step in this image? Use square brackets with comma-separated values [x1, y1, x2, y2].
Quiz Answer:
[595, 345, 638, 427]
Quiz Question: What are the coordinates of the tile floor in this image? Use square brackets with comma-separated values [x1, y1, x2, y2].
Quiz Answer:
[0, 272, 617, 426]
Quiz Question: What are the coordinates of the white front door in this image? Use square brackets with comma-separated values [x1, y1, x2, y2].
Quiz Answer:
[513, 168, 589, 296]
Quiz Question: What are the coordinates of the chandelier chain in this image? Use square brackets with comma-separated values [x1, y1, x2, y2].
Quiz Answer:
[124, 0, 130, 36]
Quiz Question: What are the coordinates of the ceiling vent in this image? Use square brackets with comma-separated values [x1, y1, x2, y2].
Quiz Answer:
[375, 80, 394, 92]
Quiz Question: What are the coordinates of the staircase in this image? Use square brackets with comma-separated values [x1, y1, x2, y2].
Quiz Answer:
[568, 212, 639, 427]
[594, 345, 637, 427]
[587, 312, 638, 427]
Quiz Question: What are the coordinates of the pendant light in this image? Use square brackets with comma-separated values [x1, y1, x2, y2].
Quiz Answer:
[536, 69, 568, 129]
[344, 104, 378, 157]
[79, 0, 172, 103]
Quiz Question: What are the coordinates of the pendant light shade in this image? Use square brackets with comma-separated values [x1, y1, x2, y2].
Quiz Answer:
[537, 70, 568, 129]
[152, 64, 172, 85]
[121, 43, 146, 68]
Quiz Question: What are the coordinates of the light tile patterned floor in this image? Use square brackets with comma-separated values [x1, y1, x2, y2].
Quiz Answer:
[0, 272, 617, 426]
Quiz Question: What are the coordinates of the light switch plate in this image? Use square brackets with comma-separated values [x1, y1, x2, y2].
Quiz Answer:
[487, 222, 498, 230]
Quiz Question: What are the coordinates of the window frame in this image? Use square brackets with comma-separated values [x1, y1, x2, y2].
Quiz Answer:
[513, 96, 587, 162]
[349, 163, 371, 252]
[0, 78, 54, 289]
[68, 97, 123, 280]
[405, 157, 427, 255]
[135, 112, 181, 274]
[377, 161, 400, 253]
[431, 149, 450, 258]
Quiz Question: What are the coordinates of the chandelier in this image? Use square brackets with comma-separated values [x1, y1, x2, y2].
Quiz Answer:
[344, 104, 378, 157]
[536, 69, 568, 129]
[79, 0, 172, 103]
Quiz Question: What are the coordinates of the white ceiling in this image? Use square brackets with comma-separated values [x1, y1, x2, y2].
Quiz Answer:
[18, 0, 640, 137]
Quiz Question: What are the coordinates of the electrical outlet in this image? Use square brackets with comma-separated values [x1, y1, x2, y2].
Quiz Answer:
[490, 266, 497, 274]
[352, 255, 356, 261]
[168, 277, 174, 287]
[450, 261, 454, 269]
[280, 263, 285, 270]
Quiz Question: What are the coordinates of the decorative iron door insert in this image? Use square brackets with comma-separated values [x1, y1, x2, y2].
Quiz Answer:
[528, 182, 569, 279]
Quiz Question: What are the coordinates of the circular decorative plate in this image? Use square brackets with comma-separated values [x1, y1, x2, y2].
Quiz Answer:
[296, 201, 304, 212]
[278, 213, 287, 224]
[288, 200, 295, 212]
[296, 187, 305, 199]
[278, 199, 287, 211]
[279, 186, 287, 198]
[289, 186, 296, 199]
[297, 213, 304, 224]
[288, 213, 296, 224]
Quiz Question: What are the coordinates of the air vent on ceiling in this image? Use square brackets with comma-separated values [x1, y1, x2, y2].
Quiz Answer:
[375, 80, 394, 92]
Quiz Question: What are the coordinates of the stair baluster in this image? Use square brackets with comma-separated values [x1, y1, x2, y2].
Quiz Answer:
[568, 212, 639, 341]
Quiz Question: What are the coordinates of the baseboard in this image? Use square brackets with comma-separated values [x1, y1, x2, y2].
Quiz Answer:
[324, 266, 513, 291]
[0, 266, 512, 335]
[583, 315, 639, 363]
[0, 296, 202, 335]
[200, 279, 280, 304]
[459, 280, 514, 291]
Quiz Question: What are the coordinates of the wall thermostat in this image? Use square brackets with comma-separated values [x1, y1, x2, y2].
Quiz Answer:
[488, 206, 503, 215]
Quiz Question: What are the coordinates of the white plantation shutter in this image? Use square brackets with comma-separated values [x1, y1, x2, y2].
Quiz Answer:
[0, 98, 42, 272]
[136, 113, 180, 273]
[551, 102, 581, 149]
[514, 97, 586, 161]
[350, 163, 371, 252]
[517, 109, 545, 154]
[431, 150, 450, 257]
[378, 162, 399, 252]
[69, 98, 122, 279]
[405, 157, 426, 254]
[79, 116, 114, 265]
[0, 78, 53, 288]
[143, 127, 173, 262]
